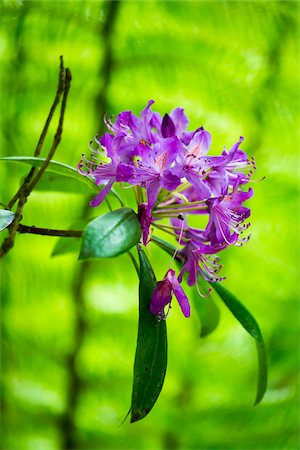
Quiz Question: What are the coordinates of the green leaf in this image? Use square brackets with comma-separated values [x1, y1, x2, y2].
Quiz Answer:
[0, 209, 15, 231]
[152, 235, 220, 336]
[151, 235, 267, 402]
[151, 235, 178, 258]
[79, 207, 141, 259]
[131, 247, 167, 423]
[152, 234, 267, 403]
[211, 282, 268, 405]
[36, 172, 95, 194]
[193, 292, 220, 338]
[0, 156, 97, 194]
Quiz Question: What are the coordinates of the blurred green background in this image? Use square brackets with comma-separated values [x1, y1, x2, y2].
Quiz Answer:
[0, 1, 299, 449]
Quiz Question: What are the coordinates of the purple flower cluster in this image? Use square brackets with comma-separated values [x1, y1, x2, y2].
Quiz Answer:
[79, 100, 256, 320]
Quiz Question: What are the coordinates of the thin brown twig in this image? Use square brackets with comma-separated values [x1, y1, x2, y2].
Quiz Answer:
[17, 224, 82, 238]
[28, 67, 72, 193]
[0, 58, 71, 258]
[7, 56, 65, 210]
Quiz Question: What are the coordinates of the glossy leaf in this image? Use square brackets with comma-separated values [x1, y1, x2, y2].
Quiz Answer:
[151, 235, 220, 335]
[131, 246, 167, 423]
[79, 207, 141, 259]
[151, 235, 267, 402]
[0, 209, 15, 231]
[190, 269, 220, 337]
[211, 282, 268, 405]
[36, 172, 96, 194]
[151, 235, 179, 259]
[193, 293, 220, 338]
[0, 156, 97, 194]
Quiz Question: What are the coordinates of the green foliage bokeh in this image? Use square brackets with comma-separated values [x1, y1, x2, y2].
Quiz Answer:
[0, 1, 299, 449]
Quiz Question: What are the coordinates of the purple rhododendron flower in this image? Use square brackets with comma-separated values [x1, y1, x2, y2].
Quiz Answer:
[129, 137, 181, 209]
[150, 269, 190, 319]
[204, 187, 253, 246]
[79, 100, 259, 320]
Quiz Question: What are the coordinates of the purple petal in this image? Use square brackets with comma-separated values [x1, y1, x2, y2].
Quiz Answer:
[155, 137, 181, 169]
[229, 136, 244, 155]
[230, 188, 253, 206]
[167, 269, 190, 317]
[177, 243, 199, 287]
[115, 110, 140, 134]
[90, 178, 114, 207]
[100, 132, 114, 148]
[161, 113, 176, 138]
[205, 167, 228, 197]
[150, 111, 163, 132]
[161, 170, 181, 191]
[140, 99, 155, 123]
[170, 107, 189, 137]
[146, 178, 161, 210]
[150, 276, 172, 315]
[186, 172, 211, 200]
[116, 162, 135, 182]
[105, 133, 126, 161]
[187, 128, 212, 157]
[181, 131, 196, 146]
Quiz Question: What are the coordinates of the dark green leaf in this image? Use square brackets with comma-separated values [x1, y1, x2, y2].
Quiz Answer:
[0, 156, 97, 194]
[151, 235, 178, 258]
[152, 235, 220, 336]
[131, 247, 167, 423]
[35, 172, 96, 194]
[193, 290, 220, 338]
[79, 207, 141, 259]
[211, 282, 268, 405]
[152, 235, 267, 402]
[0, 209, 15, 231]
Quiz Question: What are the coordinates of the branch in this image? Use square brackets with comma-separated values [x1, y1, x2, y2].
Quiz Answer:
[17, 224, 82, 238]
[0, 58, 71, 258]
[28, 67, 72, 193]
[7, 56, 65, 210]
